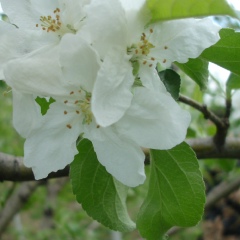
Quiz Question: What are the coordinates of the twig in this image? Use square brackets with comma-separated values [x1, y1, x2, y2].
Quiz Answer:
[0, 181, 42, 235]
[179, 94, 225, 129]
[0, 152, 69, 181]
[179, 94, 230, 149]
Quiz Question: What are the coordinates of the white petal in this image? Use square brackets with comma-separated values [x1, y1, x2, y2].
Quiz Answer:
[4, 45, 69, 97]
[60, 0, 88, 30]
[12, 90, 41, 138]
[119, 0, 150, 44]
[81, 0, 128, 57]
[149, 18, 221, 67]
[117, 87, 191, 149]
[84, 126, 146, 187]
[0, 28, 57, 80]
[92, 46, 134, 127]
[59, 34, 100, 92]
[1, 0, 40, 29]
[24, 101, 82, 179]
[139, 66, 168, 93]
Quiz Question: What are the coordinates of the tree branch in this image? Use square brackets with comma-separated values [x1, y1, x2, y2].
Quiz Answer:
[0, 152, 69, 181]
[0, 137, 240, 181]
[0, 181, 41, 235]
[179, 94, 230, 149]
[179, 94, 225, 129]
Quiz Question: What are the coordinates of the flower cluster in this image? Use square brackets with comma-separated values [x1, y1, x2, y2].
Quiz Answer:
[0, 0, 221, 187]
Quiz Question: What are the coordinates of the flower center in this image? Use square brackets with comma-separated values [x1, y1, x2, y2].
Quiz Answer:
[36, 8, 76, 36]
[64, 88, 93, 129]
[77, 91, 93, 125]
[128, 29, 156, 76]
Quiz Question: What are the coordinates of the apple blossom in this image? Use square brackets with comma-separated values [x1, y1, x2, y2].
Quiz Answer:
[6, 33, 190, 187]
[0, 0, 90, 81]
[81, 0, 221, 127]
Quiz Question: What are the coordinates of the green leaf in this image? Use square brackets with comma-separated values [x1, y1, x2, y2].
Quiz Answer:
[201, 29, 240, 76]
[35, 97, 55, 115]
[176, 58, 209, 90]
[147, 0, 236, 22]
[226, 73, 240, 91]
[70, 138, 135, 232]
[137, 142, 205, 240]
[158, 69, 181, 100]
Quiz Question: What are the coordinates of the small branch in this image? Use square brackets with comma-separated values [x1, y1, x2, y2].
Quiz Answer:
[0, 181, 41, 235]
[0, 152, 69, 182]
[179, 94, 225, 129]
[179, 94, 230, 149]
[205, 176, 240, 210]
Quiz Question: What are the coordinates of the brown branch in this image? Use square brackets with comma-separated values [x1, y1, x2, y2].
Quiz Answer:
[179, 94, 230, 149]
[0, 152, 69, 181]
[1, 137, 240, 182]
[0, 181, 41, 235]
[179, 94, 225, 129]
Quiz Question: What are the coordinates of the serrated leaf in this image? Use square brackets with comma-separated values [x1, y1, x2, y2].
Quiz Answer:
[70, 138, 135, 232]
[147, 0, 236, 22]
[158, 69, 181, 100]
[35, 97, 55, 115]
[137, 142, 205, 240]
[176, 58, 209, 90]
[201, 28, 240, 76]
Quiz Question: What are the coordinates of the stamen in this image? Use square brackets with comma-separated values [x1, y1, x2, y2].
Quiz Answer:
[64, 111, 68, 115]
[66, 124, 72, 129]
[163, 59, 167, 63]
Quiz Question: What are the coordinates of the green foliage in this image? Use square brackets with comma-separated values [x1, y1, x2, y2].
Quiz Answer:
[158, 69, 181, 100]
[70, 138, 135, 232]
[226, 72, 240, 99]
[137, 142, 205, 240]
[201, 28, 240, 76]
[176, 58, 209, 90]
[35, 96, 55, 115]
[0, 81, 24, 155]
[146, 0, 236, 22]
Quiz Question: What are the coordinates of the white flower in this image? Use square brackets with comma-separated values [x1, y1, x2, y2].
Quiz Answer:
[7, 34, 144, 187]
[81, 0, 221, 127]
[9, 34, 190, 187]
[0, 0, 89, 80]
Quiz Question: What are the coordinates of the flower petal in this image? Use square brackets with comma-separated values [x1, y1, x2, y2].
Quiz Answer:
[59, 34, 100, 92]
[0, 28, 57, 80]
[81, 0, 128, 57]
[149, 18, 221, 68]
[92, 46, 134, 127]
[3, 45, 69, 97]
[84, 126, 146, 187]
[1, 0, 42, 29]
[12, 90, 42, 138]
[117, 87, 191, 149]
[24, 101, 82, 179]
